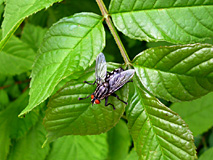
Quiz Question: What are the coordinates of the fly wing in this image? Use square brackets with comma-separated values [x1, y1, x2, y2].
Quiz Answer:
[109, 69, 135, 93]
[95, 52, 107, 84]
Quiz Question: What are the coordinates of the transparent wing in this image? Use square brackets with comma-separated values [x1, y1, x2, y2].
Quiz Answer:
[95, 52, 107, 84]
[109, 69, 135, 93]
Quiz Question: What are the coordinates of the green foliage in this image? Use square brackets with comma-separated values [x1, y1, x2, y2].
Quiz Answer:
[46, 134, 108, 160]
[171, 92, 213, 137]
[127, 76, 196, 159]
[0, 91, 40, 160]
[109, 0, 213, 44]
[133, 44, 213, 102]
[0, 0, 62, 50]
[7, 120, 49, 160]
[107, 120, 131, 160]
[44, 64, 128, 143]
[21, 23, 47, 52]
[124, 149, 138, 160]
[199, 147, 213, 160]
[0, 89, 9, 110]
[0, 0, 212, 159]
[19, 12, 105, 117]
[0, 34, 36, 75]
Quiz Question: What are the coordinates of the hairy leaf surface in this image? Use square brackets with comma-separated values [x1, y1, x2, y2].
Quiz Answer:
[0, 0, 62, 50]
[126, 76, 196, 159]
[19, 13, 105, 117]
[171, 92, 213, 136]
[109, 0, 213, 44]
[46, 134, 107, 160]
[133, 44, 213, 102]
[44, 64, 128, 143]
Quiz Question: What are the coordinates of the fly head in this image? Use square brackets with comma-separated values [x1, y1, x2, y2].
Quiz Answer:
[91, 94, 101, 105]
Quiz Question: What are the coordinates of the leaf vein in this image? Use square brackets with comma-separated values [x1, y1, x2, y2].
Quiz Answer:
[130, 12, 155, 39]
[166, 10, 202, 39]
[188, 8, 213, 33]
[175, 75, 195, 97]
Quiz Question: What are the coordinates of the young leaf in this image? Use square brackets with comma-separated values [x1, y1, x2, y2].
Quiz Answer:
[109, 0, 213, 44]
[7, 120, 49, 160]
[44, 80, 128, 143]
[0, 35, 36, 75]
[0, 0, 63, 50]
[199, 147, 213, 160]
[170, 92, 213, 137]
[21, 23, 47, 52]
[107, 119, 131, 160]
[19, 12, 105, 117]
[126, 76, 196, 159]
[133, 44, 213, 102]
[46, 134, 108, 160]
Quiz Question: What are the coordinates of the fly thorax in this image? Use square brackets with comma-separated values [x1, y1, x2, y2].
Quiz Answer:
[103, 82, 109, 88]
[95, 84, 108, 98]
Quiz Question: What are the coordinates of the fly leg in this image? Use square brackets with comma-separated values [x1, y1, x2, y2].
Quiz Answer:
[105, 97, 116, 110]
[111, 93, 128, 105]
[83, 80, 96, 85]
[78, 94, 92, 100]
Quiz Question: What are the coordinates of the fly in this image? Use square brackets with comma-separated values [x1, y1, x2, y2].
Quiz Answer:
[78, 53, 135, 110]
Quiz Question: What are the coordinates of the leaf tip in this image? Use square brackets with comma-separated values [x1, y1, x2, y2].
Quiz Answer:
[18, 112, 25, 118]
[42, 139, 48, 148]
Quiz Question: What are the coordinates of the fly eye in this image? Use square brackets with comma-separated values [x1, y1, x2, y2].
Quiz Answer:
[91, 95, 94, 99]
[95, 99, 100, 104]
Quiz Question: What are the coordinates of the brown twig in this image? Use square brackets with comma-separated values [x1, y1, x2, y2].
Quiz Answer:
[0, 79, 31, 90]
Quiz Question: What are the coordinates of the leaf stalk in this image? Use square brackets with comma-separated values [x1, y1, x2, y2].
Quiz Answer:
[96, 0, 131, 65]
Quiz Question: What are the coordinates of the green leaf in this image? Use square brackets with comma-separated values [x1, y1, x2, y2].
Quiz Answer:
[21, 23, 47, 52]
[0, 35, 36, 75]
[209, 130, 213, 148]
[126, 76, 196, 159]
[107, 119, 131, 160]
[43, 63, 128, 143]
[124, 149, 138, 160]
[0, 0, 63, 50]
[133, 44, 213, 102]
[0, 3, 4, 22]
[8, 120, 49, 160]
[170, 92, 213, 137]
[0, 124, 10, 160]
[0, 90, 39, 139]
[47, 0, 100, 25]
[0, 89, 9, 110]
[0, 74, 7, 85]
[46, 134, 108, 160]
[19, 12, 105, 117]
[109, 0, 213, 44]
[199, 147, 213, 160]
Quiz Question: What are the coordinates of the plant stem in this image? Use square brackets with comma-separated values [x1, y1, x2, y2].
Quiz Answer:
[96, 0, 131, 65]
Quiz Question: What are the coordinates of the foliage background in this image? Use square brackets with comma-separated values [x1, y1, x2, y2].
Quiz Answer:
[0, 0, 212, 160]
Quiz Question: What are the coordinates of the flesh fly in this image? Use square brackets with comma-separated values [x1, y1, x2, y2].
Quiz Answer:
[78, 53, 135, 110]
